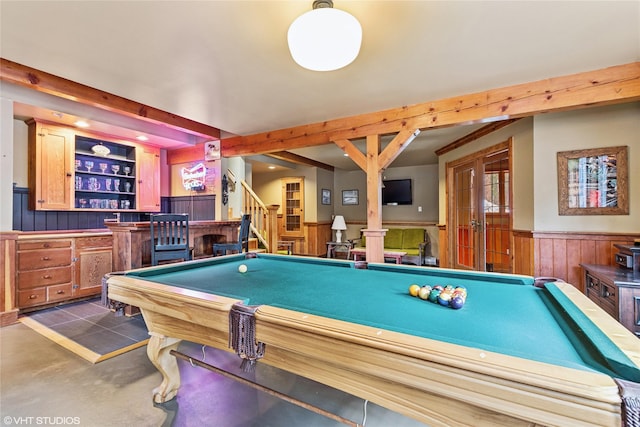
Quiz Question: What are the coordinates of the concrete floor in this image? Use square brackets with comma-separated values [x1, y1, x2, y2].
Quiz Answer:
[1, 322, 428, 427]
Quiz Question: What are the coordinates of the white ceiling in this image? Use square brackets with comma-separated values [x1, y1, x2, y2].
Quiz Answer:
[1, 1, 638, 171]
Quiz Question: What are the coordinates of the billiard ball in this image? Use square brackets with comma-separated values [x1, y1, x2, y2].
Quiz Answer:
[418, 287, 431, 300]
[238, 264, 248, 273]
[437, 291, 452, 306]
[428, 289, 441, 303]
[409, 284, 421, 297]
[450, 295, 465, 309]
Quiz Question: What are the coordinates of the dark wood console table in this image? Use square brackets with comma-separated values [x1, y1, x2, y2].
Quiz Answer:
[580, 263, 640, 337]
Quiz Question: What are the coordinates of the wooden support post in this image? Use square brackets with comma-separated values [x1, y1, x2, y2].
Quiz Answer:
[365, 135, 384, 263]
[266, 204, 280, 253]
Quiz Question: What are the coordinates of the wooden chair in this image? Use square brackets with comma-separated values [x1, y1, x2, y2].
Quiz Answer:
[150, 214, 191, 266]
[212, 214, 251, 256]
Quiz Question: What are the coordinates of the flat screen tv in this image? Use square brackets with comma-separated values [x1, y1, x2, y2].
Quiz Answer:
[382, 179, 412, 205]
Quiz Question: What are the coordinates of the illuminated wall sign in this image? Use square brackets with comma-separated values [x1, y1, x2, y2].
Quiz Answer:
[181, 162, 207, 191]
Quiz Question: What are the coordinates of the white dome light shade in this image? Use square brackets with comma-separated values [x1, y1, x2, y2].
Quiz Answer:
[288, 7, 362, 71]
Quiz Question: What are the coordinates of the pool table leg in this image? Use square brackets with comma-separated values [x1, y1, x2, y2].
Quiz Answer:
[147, 332, 182, 403]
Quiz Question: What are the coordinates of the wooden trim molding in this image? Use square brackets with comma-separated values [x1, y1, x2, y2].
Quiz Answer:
[0, 58, 220, 140]
[0, 232, 19, 326]
[435, 119, 520, 156]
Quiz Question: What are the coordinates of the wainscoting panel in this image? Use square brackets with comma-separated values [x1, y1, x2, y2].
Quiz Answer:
[533, 232, 638, 292]
[13, 187, 216, 232]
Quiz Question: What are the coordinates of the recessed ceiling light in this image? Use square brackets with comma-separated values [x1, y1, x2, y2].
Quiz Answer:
[268, 166, 276, 170]
[51, 112, 64, 119]
[74, 120, 89, 128]
[343, 153, 349, 157]
[136, 135, 148, 141]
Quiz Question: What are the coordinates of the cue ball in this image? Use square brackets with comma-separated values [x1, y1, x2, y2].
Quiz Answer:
[238, 264, 248, 273]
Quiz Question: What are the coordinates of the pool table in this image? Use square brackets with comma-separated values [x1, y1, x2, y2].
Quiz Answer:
[107, 253, 640, 427]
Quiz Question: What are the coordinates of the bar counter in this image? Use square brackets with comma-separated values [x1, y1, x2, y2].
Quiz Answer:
[104, 219, 241, 271]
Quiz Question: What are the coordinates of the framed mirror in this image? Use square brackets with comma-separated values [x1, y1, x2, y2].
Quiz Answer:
[557, 145, 628, 215]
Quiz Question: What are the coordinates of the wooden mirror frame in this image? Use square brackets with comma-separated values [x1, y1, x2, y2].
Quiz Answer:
[557, 145, 628, 215]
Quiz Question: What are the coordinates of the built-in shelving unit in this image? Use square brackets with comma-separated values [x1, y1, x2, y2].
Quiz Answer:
[74, 136, 137, 210]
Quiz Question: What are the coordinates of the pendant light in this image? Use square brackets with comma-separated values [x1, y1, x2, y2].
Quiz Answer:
[287, 0, 362, 71]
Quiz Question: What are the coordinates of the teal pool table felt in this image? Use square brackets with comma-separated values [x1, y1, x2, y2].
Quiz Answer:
[128, 254, 640, 382]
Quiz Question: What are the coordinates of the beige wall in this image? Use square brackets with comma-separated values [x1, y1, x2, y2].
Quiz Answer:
[253, 164, 319, 223]
[334, 164, 439, 223]
[533, 102, 639, 232]
[12, 119, 28, 188]
[438, 117, 535, 229]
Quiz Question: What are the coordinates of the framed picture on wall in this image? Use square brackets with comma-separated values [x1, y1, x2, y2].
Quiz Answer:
[342, 189, 359, 205]
[321, 189, 331, 205]
[557, 145, 628, 215]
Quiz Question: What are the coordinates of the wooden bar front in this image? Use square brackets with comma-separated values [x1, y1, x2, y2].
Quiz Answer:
[105, 220, 242, 271]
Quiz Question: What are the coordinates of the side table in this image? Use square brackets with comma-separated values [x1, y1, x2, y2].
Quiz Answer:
[326, 241, 352, 259]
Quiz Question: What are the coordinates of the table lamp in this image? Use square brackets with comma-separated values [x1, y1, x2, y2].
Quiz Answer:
[331, 215, 347, 243]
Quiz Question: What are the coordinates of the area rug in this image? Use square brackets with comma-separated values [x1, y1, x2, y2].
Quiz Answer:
[20, 298, 149, 363]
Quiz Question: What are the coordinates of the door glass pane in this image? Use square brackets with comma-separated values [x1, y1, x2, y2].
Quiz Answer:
[483, 154, 511, 273]
[455, 165, 475, 269]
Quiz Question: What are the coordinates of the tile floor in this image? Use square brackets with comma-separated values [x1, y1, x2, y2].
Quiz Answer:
[24, 298, 148, 355]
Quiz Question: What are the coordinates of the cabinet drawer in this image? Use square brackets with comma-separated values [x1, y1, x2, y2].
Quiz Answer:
[47, 283, 73, 302]
[17, 266, 73, 289]
[76, 236, 113, 249]
[585, 274, 601, 300]
[598, 282, 618, 317]
[17, 288, 46, 308]
[18, 240, 71, 251]
[18, 248, 72, 270]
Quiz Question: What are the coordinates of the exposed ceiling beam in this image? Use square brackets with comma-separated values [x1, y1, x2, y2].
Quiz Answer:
[0, 58, 221, 141]
[265, 151, 334, 171]
[435, 119, 521, 156]
[222, 62, 640, 157]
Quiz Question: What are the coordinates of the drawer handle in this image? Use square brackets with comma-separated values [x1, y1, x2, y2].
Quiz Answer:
[43, 243, 50, 248]
[42, 256, 51, 261]
[56, 290, 65, 294]
[42, 275, 52, 279]
[29, 294, 38, 299]
[603, 290, 615, 298]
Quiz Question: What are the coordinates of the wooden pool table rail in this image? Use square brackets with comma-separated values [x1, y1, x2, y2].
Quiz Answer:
[107, 268, 639, 427]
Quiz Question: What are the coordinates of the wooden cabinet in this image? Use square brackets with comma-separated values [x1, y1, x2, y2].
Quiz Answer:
[581, 263, 640, 337]
[74, 236, 113, 297]
[27, 120, 161, 212]
[281, 177, 304, 238]
[136, 146, 161, 211]
[16, 239, 73, 308]
[27, 121, 74, 210]
[13, 233, 113, 310]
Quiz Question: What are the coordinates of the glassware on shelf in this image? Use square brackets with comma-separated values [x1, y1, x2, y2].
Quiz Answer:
[88, 177, 100, 191]
[111, 164, 120, 175]
[114, 179, 120, 192]
[124, 182, 132, 193]
[105, 178, 112, 191]
[79, 199, 87, 209]
[85, 160, 94, 172]
[99, 163, 108, 174]
[75, 160, 82, 170]
[123, 166, 131, 176]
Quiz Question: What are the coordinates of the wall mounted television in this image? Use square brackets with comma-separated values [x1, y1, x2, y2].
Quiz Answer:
[382, 179, 412, 205]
